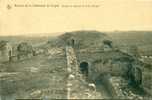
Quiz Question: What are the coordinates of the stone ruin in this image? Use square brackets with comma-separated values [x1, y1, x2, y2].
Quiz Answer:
[3, 42, 36, 62]
[0, 40, 12, 62]
[16, 42, 34, 60]
[62, 31, 150, 99]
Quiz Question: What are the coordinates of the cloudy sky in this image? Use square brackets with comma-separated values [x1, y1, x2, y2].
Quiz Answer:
[0, 0, 152, 36]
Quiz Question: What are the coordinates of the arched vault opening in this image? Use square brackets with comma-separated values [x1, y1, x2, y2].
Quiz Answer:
[71, 39, 75, 47]
[79, 62, 89, 77]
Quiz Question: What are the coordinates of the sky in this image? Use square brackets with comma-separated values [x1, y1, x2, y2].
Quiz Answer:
[0, 0, 152, 36]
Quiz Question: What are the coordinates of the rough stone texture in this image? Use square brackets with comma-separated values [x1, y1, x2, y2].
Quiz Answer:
[0, 31, 151, 99]
[109, 76, 144, 99]
[0, 41, 12, 62]
[66, 46, 105, 99]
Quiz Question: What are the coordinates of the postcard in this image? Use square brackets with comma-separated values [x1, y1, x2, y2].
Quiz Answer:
[0, 0, 152, 99]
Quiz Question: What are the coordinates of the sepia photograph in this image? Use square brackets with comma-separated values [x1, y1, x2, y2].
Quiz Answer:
[0, 0, 152, 99]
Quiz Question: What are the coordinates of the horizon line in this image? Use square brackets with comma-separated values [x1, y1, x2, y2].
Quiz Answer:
[1, 30, 152, 37]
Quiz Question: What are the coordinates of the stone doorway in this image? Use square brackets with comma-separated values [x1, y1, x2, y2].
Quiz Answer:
[79, 62, 89, 78]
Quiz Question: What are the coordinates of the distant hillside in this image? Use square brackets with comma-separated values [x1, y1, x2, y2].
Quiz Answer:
[0, 36, 48, 47]
[107, 31, 152, 55]
[107, 31, 152, 46]
[46, 30, 111, 49]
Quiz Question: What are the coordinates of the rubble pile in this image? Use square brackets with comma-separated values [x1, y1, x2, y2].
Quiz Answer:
[47, 48, 64, 57]
[66, 46, 103, 99]
[66, 46, 79, 74]
[67, 74, 103, 99]
[109, 77, 143, 99]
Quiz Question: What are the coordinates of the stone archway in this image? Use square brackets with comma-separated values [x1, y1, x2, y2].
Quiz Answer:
[79, 62, 89, 77]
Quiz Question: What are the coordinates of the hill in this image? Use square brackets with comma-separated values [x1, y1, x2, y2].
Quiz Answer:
[46, 30, 111, 49]
[107, 31, 152, 56]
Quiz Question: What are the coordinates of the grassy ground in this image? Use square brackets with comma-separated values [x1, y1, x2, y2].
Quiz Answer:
[0, 49, 68, 99]
[1, 31, 152, 99]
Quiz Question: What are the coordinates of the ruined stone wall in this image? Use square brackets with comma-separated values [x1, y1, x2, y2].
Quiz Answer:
[0, 43, 12, 62]
[77, 50, 133, 81]
[142, 65, 152, 96]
